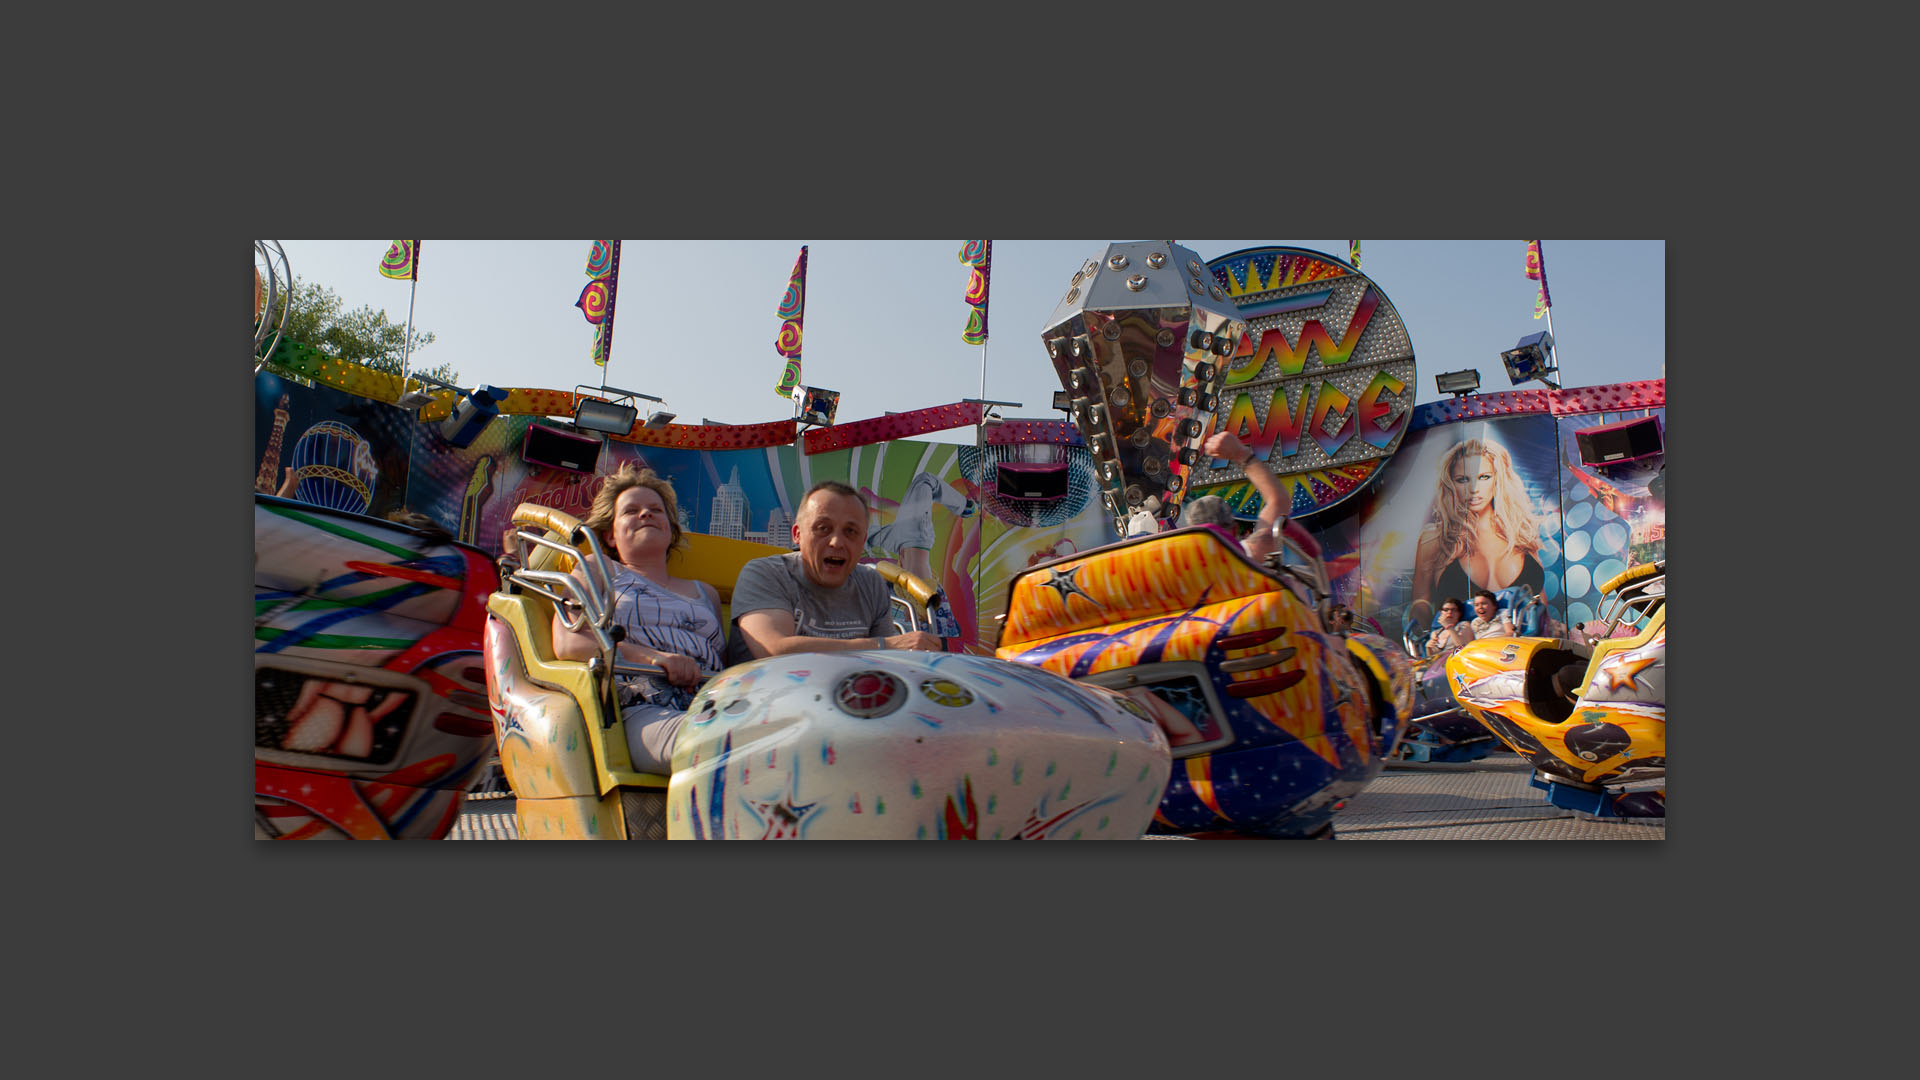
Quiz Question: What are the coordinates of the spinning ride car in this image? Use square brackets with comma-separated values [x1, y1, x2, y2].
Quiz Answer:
[253, 495, 500, 839]
[484, 504, 1172, 839]
[1443, 562, 1666, 818]
[996, 521, 1411, 838]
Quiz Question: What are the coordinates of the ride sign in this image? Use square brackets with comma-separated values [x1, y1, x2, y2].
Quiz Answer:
[1194, 246, 1417, 519]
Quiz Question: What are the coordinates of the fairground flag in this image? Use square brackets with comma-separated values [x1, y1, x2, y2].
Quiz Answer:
[579, 240, 621, 366]
[774, 246, 807, 398]
[1349, 241, 1362, 270]
[960, 240, 991, 344]
[379, 241, 419, 281]
[1525, 240, 1552, 319]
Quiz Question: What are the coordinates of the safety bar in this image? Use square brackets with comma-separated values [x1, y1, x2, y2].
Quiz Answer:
[1593, 564, 1665, 640]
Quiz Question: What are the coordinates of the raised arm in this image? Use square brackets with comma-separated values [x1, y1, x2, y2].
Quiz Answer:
[1203, 430, 1287, 561]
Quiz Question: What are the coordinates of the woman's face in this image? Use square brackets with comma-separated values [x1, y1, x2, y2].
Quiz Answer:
[1450, 454, 1496, 513]
[1438, 601, 1463, 625]
[611, 484, 671, 564]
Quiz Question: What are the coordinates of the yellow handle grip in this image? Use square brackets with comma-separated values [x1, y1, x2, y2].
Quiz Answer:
[511, 504, 590, 574]
[872, 560, 940, 609]
[1599, 560, 1663, 596]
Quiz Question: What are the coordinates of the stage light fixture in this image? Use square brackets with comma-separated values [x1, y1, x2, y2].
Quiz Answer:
[572, 384, 664, 435]
[1500, 331, 1559, 388]
[1435, 369, 1482, 397]
[574, 397, 638, 435]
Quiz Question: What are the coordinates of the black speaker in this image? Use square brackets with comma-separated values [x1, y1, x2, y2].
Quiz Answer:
[997, 463, 1069, 500]
[1576, 416, 1663, 466]
[522, 424, 602, 474]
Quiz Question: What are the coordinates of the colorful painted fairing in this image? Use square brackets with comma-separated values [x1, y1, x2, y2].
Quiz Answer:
[254, 495, 499, 839]
[1443, 563, 1665, 793]
[670, 652, 1170, 840]
[996, 525, 1408, 838]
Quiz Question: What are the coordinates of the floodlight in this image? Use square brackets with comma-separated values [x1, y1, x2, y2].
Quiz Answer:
[1435, 369, 1482, 397]
[1500, 331, 1559, 388]
[796, 386, 842, 427]
[574, 397, 638, 435]
[1052, 390, 1073, 412]
[643, 411, 676, 428]
[572, 383, 665, 435]
[439, 383, 508, 448]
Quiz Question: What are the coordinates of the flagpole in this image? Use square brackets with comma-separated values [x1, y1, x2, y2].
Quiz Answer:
[975, 336, 987, 608]
[400, 275, 417, 390]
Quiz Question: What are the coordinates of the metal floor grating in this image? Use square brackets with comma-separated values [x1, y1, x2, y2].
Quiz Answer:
[442, 757, 1664, 840]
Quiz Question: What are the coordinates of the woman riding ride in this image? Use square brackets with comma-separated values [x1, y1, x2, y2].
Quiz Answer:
[549, 464, 724, 774]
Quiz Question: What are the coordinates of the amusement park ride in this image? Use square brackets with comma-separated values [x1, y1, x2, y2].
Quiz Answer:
[252, 239, 1665, 838]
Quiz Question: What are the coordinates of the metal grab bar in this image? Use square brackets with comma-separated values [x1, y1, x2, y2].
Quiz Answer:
[888, 595, 923, 634]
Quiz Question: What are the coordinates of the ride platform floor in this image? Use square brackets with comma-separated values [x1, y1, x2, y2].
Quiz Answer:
[446, 753, 1664, 840]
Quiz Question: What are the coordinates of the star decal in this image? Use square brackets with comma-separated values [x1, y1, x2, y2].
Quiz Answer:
[1037, 564, 1098, 613]
[1596, 651, 1658, 692]
[740, 770, 820, 840]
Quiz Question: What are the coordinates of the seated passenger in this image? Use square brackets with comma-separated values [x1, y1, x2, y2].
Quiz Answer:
[728, 481, 944, 662]
[1426, 597, 1475, 654]
[1325, 603, 1355, 638]
[549, 464, 724, 775]
[1469, 588, 1512, 638]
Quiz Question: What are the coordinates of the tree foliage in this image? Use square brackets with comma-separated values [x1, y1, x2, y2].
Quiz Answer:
[261, 277, 458, 386]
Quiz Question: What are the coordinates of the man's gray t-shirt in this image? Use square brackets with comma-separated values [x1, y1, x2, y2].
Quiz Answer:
[725, 553, 895, 665]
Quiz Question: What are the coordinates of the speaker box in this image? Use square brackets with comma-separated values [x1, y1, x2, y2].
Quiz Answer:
[997, 462, 1068, 500]
[1576, 416, 1663, 466]
[522, 424, 602, 474]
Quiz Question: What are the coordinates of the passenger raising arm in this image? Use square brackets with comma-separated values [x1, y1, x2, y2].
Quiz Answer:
[1202, 430, 1290, 563]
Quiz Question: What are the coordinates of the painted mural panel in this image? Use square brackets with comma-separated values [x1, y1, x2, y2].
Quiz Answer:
[1553, 410, 1666, 630]
[254, 372, 415, 520]
[1355, 413, 1564, 642]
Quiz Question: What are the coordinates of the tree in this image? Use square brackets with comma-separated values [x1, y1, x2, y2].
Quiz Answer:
[261, 277, 459, 386]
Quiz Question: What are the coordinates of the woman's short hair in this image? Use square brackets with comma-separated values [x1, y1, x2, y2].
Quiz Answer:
[582, 462, 685, 554]
[1179, 494, 1236, 529]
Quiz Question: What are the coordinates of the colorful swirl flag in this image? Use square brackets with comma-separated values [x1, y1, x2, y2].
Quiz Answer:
[1526, 240, 1551, 318]
[1349, 241, 1362, 270]
[576, 279, 610, 324]
[959, 239, 991, 345]
[585, 240, 614, 280]
[773, 246, 807, 398]
[582, 240, 621, 366]
[379, 240, 418, 281]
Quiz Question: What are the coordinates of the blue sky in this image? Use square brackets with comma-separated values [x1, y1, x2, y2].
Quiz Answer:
[268, 239, 1663, 443]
